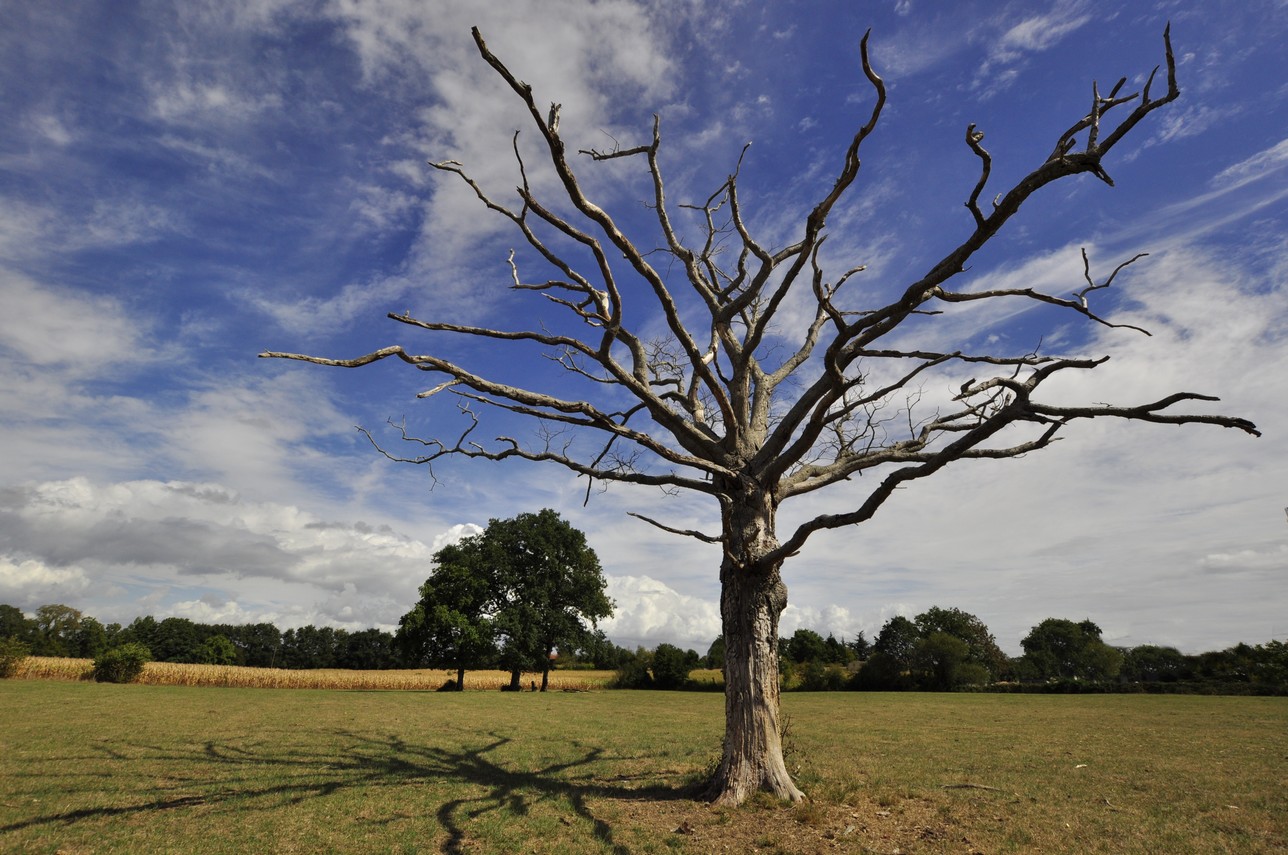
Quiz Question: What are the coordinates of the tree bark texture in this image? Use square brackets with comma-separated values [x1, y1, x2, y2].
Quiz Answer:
[707, 486, 805, 804]
[710, 560, 801, 804]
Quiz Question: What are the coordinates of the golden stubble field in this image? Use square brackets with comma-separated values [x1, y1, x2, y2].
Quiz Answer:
[11, 656, 637, 691]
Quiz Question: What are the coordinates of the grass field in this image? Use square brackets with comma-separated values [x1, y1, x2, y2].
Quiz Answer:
[1, 681, 1284, 854]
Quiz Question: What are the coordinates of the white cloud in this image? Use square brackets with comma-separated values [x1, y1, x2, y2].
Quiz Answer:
[972, 3, 1093, 98]
[0, 272, 151, 369]
[1211, 137, 1288, 189]
[0, 557, 92, 603]
[599, 575, 721, 651]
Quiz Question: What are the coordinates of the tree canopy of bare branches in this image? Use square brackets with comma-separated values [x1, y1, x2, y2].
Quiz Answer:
[262, 25, 1257, 806]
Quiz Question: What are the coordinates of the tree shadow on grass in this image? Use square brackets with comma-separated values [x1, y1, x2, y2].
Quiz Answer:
[0, 729, 692, 853]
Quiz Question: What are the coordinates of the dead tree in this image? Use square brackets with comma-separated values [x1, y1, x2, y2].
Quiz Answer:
[262, 26, 1257, 806]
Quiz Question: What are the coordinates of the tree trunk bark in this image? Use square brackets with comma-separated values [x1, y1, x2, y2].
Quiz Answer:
[456, 665, 465, 690]
[705, 482, 805, 806]
[508, 668, 522, 691]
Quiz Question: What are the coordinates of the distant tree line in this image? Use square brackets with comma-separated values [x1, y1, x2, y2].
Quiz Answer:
[3, 600, 1283, 695]
[0, 603, 401, 670]
[598, 607, 1287, 696]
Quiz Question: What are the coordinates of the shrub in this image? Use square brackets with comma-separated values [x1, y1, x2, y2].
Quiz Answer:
[611, 656, 654, 689]
[650, 643, 692, 689]
[798, 661, 849, 691]
[93, 642, 152, 683]
[0, 636, 31, 678]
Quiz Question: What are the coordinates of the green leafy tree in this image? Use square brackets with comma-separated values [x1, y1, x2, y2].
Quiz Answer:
[651, 643, 693, 688]
[0, 605, 34, 643]
[612, 646, 655, 689]
[33, 604, 85, 657]
[874, 616, 920, 669]
[786, 628, 828, 664]
[221, 622, 282, 668]
[71, 616, 110, 658]
[483, 510, 614, 692]
[151, 617, 204, 662]
[196, 634, 238, 666]
[705, 635, 726, 670]
[262, 26, 1257, 805]
[341, 628, 396, 669]
[910, 631, 971, 690]
[400, 509, 612, 692]
[582, 629, 633, 670]
[397, 543, 498, 689]
[914, 606, 1006, 680]
[823, 634, 849, 664]
[1121, 644, 1189, 683]
[1020, 618, 1123, 681]
[281, 625, 345, 669]
[847, 632, 871, 662]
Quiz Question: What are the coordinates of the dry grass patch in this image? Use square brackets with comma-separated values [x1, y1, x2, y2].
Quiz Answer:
[1, 682, 1283, 853]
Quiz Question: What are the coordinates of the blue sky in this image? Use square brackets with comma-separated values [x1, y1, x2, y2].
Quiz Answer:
[2, 0, 1285, 655]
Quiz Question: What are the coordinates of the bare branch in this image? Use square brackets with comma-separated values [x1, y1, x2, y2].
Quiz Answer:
[627, 512, 722, 544]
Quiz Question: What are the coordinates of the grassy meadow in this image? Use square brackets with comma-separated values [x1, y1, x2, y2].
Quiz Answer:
[1, 679, 1284, 853]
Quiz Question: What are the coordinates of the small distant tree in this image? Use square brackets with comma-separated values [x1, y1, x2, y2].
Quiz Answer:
[705, 635, 726, 670]
[32, 604, 84, 657]
[223, 622, 282, 668]
[582, 629, 633, 670]
[195, 634, 238, 666]
[847, 632, 871, 662]
[1019, 618, 1122, 681]
[910, 631, 971, 690]
[262, 25, 1257, 804]
[1121, 644, 1189, 683]
[914, 607, 1006, 681]
[874, 616, 920, 667]
[341, 628, 396, 670]
[612, 646, 655, 689]
[651, 643, 693, 688]
[786, 628, 828, 664]
[0, 605, 34, 644]
[73, 617, 110, 659]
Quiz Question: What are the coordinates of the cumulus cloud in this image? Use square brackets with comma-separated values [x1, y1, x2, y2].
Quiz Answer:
[599, 575, 721, 651]
[0, 556, 92, 604]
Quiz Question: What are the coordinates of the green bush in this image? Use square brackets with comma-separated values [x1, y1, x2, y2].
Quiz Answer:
[650, 643, 692, 689]
[611, 656, 654, 689]
[0, 636, 31, 678]
[93, 642, 152, 683]
[798, 661, 849, 691]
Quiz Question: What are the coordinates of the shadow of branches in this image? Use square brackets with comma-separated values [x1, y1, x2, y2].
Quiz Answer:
[1, 728, 693, 853]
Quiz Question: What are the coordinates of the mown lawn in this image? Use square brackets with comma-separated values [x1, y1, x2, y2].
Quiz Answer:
[1, 681, 1284, 853]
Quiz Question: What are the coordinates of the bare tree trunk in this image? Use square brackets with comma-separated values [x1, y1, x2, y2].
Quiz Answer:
[708, 559, 802, 805]
[456, 665, 465, 691]
[706, 486, 805, 806]
[540, 645, 551, 692]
